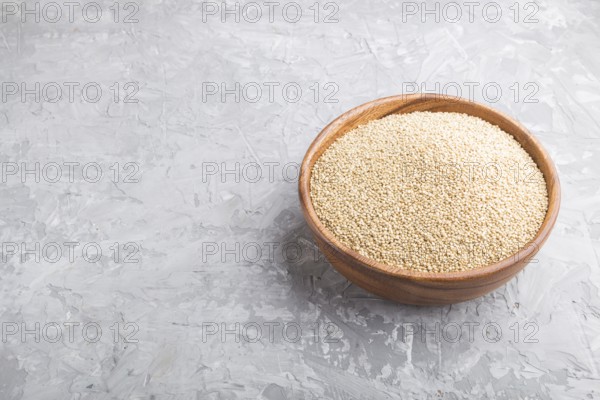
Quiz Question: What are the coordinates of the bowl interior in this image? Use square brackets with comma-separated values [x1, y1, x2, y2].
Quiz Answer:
[299, 94, 561, 282]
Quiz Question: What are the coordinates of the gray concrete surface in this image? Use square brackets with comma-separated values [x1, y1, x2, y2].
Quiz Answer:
[0, 0, 599, 399]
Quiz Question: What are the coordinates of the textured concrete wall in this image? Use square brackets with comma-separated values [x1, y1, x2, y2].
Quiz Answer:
[0, 0, 599, 399]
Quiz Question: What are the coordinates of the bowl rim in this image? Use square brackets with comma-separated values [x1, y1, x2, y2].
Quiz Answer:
[298, 93, 561, 283]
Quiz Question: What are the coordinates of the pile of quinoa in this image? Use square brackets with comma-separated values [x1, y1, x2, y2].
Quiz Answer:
[310, 111, 548, 273]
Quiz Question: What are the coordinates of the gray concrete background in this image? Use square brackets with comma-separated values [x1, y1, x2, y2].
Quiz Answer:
[0, 0, 599, 399]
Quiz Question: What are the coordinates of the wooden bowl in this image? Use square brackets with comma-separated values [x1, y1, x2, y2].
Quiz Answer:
[298, 94, 561, 305]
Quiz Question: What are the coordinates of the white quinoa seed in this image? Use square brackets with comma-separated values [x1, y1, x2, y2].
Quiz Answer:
[310, 111, 549, 273]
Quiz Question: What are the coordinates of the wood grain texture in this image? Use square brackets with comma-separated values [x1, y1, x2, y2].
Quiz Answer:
[298, 94, 561, 305]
